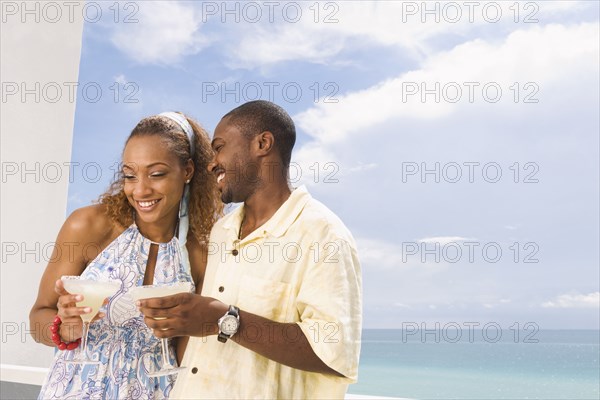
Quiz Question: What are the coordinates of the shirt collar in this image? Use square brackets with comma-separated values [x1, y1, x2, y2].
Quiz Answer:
[222, 185, 311, 240]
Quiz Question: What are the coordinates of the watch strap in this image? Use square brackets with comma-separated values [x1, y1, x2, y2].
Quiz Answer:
[228, 305, 239, 317]
[218, 305, 240, 343]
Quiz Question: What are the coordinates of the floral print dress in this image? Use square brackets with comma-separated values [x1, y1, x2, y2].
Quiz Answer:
[38, 223, 194, 400]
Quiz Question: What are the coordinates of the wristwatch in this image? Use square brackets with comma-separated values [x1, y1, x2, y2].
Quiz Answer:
[217, 305, 240, 343]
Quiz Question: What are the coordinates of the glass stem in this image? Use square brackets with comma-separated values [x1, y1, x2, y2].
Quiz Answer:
[81, 321, 91, 360]
[160, 338, 172, 369]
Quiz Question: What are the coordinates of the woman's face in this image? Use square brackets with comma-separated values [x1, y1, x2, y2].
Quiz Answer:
[122, 135, 193, 230]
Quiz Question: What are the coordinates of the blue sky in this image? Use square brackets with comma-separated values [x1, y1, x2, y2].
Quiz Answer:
[67, 1, 599, 329]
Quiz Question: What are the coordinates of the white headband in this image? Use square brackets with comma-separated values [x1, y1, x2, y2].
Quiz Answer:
[159, 112, 195, 156]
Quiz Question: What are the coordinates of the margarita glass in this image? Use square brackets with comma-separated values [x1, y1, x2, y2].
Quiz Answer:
[130, 282, 192, 377]
[61, 276, 121, 364]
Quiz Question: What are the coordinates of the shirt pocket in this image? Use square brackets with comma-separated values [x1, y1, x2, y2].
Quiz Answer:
[236, 275, 292, 322]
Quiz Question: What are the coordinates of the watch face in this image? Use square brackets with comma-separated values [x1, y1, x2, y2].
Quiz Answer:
[220, 315, 239, 335]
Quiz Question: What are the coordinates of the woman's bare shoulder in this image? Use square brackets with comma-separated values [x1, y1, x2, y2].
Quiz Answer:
[62, 204, 125, 246]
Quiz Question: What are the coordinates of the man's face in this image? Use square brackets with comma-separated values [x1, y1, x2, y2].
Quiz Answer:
[208, 119, 257, 204]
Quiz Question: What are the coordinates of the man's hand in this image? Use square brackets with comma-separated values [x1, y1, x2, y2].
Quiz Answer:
[137, 293, 228, 338]
[140, 293, 343, 376]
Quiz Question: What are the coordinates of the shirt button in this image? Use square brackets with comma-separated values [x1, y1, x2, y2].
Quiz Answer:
[191, 367, 198, 374]
[232, 249, 239, 256]
[218, 286, 225, 293]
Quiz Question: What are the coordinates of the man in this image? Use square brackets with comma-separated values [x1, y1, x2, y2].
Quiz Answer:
[138, 100, 362, 399]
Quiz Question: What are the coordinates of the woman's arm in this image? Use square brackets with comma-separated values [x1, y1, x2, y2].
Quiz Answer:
[29, 205, 120, 346]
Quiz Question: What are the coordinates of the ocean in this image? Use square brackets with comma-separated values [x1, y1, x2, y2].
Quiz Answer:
[348, 329, 600, 399]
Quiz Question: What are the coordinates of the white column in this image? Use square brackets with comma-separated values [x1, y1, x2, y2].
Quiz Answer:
[1, 0, 85, 369]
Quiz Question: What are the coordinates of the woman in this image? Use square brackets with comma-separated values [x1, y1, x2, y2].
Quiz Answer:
[30, 112, 222, 399]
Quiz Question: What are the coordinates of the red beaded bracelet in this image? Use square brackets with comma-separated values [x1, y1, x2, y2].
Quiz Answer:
[50, 315, 81, 351]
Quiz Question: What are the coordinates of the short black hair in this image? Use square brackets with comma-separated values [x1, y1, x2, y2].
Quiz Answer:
[222, 100, 296, 167]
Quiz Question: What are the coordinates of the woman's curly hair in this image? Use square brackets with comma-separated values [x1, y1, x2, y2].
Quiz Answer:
[98, 113, 223, 243]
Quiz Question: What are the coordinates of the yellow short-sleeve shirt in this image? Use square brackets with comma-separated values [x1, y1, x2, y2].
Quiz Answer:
[170, 186, 362, 399]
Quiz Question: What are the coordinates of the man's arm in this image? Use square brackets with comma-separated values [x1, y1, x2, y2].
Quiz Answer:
[234, 310, 344, 376]
[137, 294, 344, 376]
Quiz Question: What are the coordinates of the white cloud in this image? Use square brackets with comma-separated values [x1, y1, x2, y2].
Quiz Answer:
[225, 1, 593, 69]
[348, 163, 377, 172]
[103, 1, 594, 70]
[110, 1, 208, 65]
[290, 141, 339, 187]
[356, 237, 407, 270]
[224, 0, 446, 68]
[540, 0, 591, 13]
[224, 2, 439, 69]
[356, 237, 451, 271]
[295, 22, 599, 144]
[229, 24, 346, 69]
[290, 143, 378, 187]
[114, 74, 127, 85]
[542, 292, 600, 308]
[418, 236, 476, 245]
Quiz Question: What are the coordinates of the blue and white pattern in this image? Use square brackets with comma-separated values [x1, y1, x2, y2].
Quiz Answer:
[39, 224, 195, 400]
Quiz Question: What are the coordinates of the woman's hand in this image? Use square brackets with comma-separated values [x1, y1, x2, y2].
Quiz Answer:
[54, 279, 107, 342]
